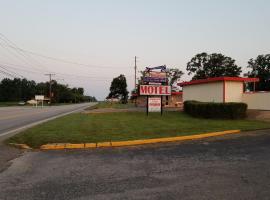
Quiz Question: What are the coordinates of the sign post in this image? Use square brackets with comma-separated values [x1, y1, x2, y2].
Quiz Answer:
[139, 65, 171, 116]
[140, 85, 171, 115]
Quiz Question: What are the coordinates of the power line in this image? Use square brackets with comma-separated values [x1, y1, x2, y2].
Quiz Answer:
[0, 61, 133, 80]
[0, 33, 134, 87]
[0, 42, 129, 70]
[0, 33, 49, 72]
[0, 69, 17, 78]
[0, 62, 47, 75]
[0, 65, 24, 78]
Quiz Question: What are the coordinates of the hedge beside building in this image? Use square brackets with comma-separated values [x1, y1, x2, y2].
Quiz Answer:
[184, 101, 247, 119]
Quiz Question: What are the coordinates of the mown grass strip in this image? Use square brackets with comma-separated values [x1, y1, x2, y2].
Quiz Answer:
[7, 111, 270, 148]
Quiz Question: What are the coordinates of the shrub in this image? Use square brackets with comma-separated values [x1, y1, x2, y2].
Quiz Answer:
[183, 101, 247, 119]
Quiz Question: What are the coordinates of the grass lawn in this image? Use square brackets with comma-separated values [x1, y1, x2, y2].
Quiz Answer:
[7, 111, 270, 148]
[86, 101, 135, 110]
[0, 102, 24, 107]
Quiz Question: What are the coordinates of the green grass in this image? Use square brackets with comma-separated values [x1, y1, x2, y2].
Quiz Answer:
[7, 111, 270, 148]
[0, 102, 24, 107]
[86, 102, 135, 110]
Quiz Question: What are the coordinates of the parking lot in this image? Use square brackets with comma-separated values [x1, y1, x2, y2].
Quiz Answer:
[1, 130, 270, 200]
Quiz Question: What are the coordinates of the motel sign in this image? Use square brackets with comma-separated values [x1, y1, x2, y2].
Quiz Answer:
[139, 85, 171, 96]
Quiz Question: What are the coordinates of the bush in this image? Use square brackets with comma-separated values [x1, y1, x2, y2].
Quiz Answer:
[184, 101, 247, 119]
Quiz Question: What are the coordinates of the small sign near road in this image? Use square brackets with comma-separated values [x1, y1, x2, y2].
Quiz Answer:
[35, 95, 45, 100]
[148, 97, 161, 112]
[35, 95, 45, 108]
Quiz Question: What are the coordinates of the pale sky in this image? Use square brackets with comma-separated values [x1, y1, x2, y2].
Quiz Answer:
[0, 0, 269, 100]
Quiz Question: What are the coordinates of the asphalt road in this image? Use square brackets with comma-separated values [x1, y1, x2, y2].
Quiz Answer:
[0, 103, 96, 140]
[0, 130, 270, 200]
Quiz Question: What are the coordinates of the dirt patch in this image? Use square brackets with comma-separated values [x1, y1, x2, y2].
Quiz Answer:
[247, 110, 270, 122]
[83, 107, 182, 114]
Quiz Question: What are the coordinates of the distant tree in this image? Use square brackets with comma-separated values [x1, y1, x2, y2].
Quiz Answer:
[167, 68, 184, 86]
[0, 78, 95, 103]
[186, 52, 242, 80]
[246, 54, 270, 91]
[77, 88, 84, 95]
[129, 88, 137, 100]
[107, 74, 129, 103]
[84, 96, 97, 102]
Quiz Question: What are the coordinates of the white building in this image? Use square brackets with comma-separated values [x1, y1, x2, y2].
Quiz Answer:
[179, 77, 270, 110]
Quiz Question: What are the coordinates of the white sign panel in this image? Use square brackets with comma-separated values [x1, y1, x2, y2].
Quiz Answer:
[140, 85, 171, 96]
[148, 97, 161, 112]
[35, 95, 44, 100]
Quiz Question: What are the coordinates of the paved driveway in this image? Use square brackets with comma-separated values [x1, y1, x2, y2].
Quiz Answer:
[0, 130, 270, 200]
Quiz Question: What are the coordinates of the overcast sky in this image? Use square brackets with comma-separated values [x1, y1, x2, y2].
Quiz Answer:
[0, 0, 269, 100]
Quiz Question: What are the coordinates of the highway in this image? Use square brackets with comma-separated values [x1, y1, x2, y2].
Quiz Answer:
[0, 103, 96, 140]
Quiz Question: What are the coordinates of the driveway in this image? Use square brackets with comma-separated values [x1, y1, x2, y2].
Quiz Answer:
[0, 130, 270, 200]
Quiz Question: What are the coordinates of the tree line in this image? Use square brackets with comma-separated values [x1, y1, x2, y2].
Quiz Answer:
[0, 78, 97, 103]
[104, 52, 270, 104]
[186, 53, 270, 91]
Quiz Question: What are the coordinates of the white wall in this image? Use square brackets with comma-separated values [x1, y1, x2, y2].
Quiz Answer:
[225, 81, 243, 102]
[243, 92, 270, 110]
[183, 82, 223, 102]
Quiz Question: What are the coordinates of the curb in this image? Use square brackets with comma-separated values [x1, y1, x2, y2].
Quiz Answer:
[8, 143, 32, 150]
[10, 130, 241, 150]
[38, 130, 241, 150]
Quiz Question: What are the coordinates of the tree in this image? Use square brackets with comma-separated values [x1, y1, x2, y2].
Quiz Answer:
[246, 54, 270, 91]
[186, 52, 242, 80]
[167, 68, 184, 87]
[0, 78, 96, 103]
[107, 74, 129, 103]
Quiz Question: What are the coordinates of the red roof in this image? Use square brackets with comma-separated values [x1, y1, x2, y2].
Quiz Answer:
[171, 91, 183, 95]
[178, 77, 259, 87]
[132, 91, 182, 96]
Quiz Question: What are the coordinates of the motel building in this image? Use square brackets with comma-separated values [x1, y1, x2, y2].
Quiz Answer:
[178, 77, 270, 110]
[133, 91, 183, 108]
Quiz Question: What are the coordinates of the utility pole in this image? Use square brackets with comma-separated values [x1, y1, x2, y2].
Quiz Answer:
[45, 73, 55, 104]
[134, 56, 137, 89]
[134, 56, 138, 107]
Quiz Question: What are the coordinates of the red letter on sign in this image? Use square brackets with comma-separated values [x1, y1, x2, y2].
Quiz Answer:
[140, 85, 148, 95]
[154, 86, 158, 94]
[165, 86, 169, 94]
[148, 86, 154, 94]
[159, 86, 162, 95]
